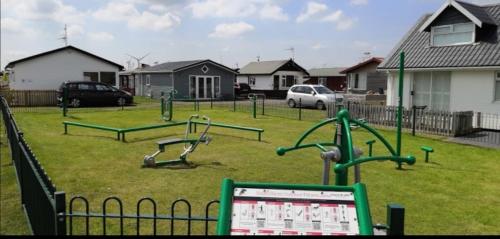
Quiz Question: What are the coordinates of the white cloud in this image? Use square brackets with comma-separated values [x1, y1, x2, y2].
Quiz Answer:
[88, 32, 115, 42]
[188, 0, 289, 21]
[311, 43, 326, 50]
[350, 0, 369, 6]
[209, 22, 255, 38]
[66, 24, 84, 37]
[466, 0, 500, 4]
[321, 10, 356, 31]
[1, 18, 24, 33]
[260, 4, 289, 21]
[188, 0, 258, 18]
[296, 1, 328, 23]
[149, 4, 169, 13]
[93, 1, 181, 31]
[3, 0, 85, 24]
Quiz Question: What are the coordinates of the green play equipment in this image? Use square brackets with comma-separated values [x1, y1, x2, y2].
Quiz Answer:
[160, 90, 176, 121]
[216, 52, 416, 236]
[190, 121, 264, 141]
[420, 146, 434, 163]
[63, 121, 187, 142]
[143, 115, 211, 168]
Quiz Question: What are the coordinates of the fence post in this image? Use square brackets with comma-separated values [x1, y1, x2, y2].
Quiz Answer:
[298, 98, 302, 121]
[262, 97, 265, 116]
[54, 191, 67, 235]
[412, 106, 417, 136]
[210, 98, 213, 109]
[252, 95, 257, 119]
[233, 97, 236, 112]
[476, 112, 482, 129]
[62, 87, 68, 117]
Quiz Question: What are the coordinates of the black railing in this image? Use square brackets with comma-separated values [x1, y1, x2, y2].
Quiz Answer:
[0, 96, 66, 235]
[67, 196, 219, 236]
[1, 96, 222, 235]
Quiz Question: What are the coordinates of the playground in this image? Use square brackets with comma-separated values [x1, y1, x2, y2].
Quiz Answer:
[1, 100, 500, 235]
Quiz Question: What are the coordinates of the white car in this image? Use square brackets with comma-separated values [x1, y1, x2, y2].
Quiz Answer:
[286, 85, 343, 110]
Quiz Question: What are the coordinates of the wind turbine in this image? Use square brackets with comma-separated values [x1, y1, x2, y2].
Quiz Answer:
[126, 53, 150, 69]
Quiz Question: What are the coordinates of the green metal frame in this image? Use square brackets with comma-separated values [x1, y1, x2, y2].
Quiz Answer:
[276, 109, 415, 187]
[63, 121, 264, 142]
[191, 121, 264, 141]
[216, 178, 373, 235]
[161, 90, 176, 121]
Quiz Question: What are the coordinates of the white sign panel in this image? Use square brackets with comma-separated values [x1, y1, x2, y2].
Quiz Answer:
[230, 188, 359, 236]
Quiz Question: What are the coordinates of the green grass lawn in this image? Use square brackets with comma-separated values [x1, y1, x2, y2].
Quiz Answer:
[1, 105, 500, 235]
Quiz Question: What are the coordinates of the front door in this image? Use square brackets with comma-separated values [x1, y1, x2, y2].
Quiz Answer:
[273, 75, 280, 90]
[190, 76, 220, 99]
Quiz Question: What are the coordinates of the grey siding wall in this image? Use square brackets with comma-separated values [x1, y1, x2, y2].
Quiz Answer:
[174, 62, 236, 99]
[139, 73, 174, 98]
[431, 7, 471, 26]
[366, 72, 388, 94]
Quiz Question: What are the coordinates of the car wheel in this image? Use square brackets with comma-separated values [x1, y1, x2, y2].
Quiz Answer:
[70, 98, 81, 108]
[287, 99, 296, 108]
[316, 101, 325, 110]
[117, 97, 126, 106]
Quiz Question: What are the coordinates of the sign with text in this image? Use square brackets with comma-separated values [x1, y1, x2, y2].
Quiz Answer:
[217, 180, 373, 236]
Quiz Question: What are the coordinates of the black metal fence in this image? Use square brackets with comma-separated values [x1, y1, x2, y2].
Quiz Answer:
[1, 96, 221, 235]
[66, 196, 219, 236]
[0, 96, 65, 235]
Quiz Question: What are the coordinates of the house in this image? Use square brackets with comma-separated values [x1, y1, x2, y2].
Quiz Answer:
[129, 59, 238, 99]
[304, 68, 347, 92]
[237, 59, 309, 99]
[340, 57, 387, 95]
[4, 45, 124, 90]
[379, 0, 500, 114]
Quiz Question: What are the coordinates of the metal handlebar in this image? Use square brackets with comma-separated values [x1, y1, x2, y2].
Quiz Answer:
[181, 115, 211, 157]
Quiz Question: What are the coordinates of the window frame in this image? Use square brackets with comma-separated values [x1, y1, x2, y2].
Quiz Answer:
[318, 77, 327, 86]
[430, 22, 475, 47]
[248, 76, 256, 87]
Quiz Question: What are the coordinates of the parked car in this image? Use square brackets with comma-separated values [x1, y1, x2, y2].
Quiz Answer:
[57, 81, 133, 107]
[234, 82, 251, 97]
[286, 85, 343, 110]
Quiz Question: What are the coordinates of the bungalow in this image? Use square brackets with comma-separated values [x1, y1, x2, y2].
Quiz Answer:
[379, 0, 500, 114]
[237, 59, 309, 99]
[4, 45, 124, 90]
[304, 67, 347, 92]
[130, 59, 238, 99]
[340, 57, 387, 95]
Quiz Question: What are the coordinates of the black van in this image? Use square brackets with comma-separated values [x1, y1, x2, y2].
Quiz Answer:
[57, 81, 133, 107]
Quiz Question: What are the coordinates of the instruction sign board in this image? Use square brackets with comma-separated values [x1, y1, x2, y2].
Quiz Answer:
[216, 179, 373, 236]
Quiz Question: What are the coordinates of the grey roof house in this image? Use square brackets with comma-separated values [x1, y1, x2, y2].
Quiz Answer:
[236, 59, 309, 98]
[122, 59, 238, 99]
[379, 0, 500, 114]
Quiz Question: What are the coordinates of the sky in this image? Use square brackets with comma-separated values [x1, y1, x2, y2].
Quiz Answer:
[2, 0, 500, 70]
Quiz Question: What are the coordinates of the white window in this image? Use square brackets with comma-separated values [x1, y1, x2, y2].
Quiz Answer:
[413, 72, 451, 110]
[495, 72, 500, 101]
[146, 75, 151, 85]
[318, 77, 327, 86]
[248, 77, 256, 86]
[431, 22, 475, 47]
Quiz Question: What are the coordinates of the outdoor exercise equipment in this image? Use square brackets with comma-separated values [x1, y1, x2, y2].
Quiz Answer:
[217, 52, 416, 236]
[420, 146, 434, 163]
[161, 90, 177, 121]
[143, 115, 212, 168]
